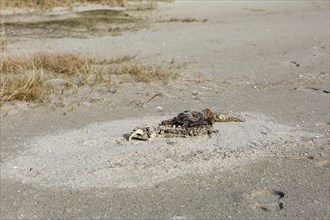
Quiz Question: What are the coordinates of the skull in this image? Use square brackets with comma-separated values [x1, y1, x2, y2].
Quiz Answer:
[127, 127, 155, 141]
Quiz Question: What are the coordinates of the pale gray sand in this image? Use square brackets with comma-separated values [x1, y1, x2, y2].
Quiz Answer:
[1, 0, 329, 219]
[2, 113, 322, 189]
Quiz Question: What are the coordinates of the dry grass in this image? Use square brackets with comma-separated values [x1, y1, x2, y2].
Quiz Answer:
[1, 0, 165, 11]
[196, 73, 207, 84]
[95, 55, 134, 65]
[0, 38, 6, 52]
[128, 0, 157, 11]
[1, 53, 90, 76]
[112, 61, 178, 83]
[1, 71, 48, 104]
[161, 18, 208, 23]
[1, 0, 5, 52]
[0, 53, 178, 105]
[0, 53, 92, 104]
[2, 0, 127, 10]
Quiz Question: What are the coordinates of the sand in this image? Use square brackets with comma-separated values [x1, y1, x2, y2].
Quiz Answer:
[1, 0, 329, 219]
[2, 113, 322, 189]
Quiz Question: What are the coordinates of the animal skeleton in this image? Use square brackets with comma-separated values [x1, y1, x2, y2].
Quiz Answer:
[128, 109, 245, 141]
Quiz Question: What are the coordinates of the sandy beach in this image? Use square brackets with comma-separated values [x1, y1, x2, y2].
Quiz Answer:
[1, 0, 329, 219]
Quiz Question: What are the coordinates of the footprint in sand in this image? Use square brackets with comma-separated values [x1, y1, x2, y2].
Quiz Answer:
[251, 189, 285, 211]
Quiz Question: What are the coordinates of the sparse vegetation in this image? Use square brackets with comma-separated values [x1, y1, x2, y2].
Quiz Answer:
[1, 0, 127, 10]
[0, 37, 5, 52]
[1, 53, 90, 76]
[0, 0, 5, 52]
[1, 71, 48, 104]
[0, 53, 92, 104]
[0, 0, 180, 106]
[160, 18, 208, 23]
[113, 61, 178, 83]
[1, 0, 165, 11]
[4, 9, 146, 38]
[1, 0, 162, 41]
[128, 0, 157, 11]
[0, 53, 178, 105]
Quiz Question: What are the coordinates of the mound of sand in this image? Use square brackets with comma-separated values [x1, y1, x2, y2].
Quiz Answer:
[2, 113, 321, 189]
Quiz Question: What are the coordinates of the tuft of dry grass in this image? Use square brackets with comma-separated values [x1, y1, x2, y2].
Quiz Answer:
[1, 53, 90, 76]
[114, 61, 178, 83]
[0, 53, 92, 105]
[0, 53, 179, 106]
[33, 53, 90, 76]
[96, 55, 134, 65]
[1, 71, 48, 104]
[161, 18, 208, 23]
